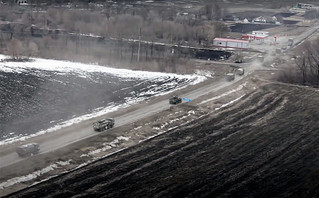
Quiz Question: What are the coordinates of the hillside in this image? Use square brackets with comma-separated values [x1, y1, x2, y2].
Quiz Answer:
[6, 80, 319, 198]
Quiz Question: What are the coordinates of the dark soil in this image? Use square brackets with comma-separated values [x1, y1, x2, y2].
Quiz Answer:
[230, 23, 278, 33]
[5, 82, 319, 198]
[276, 12, 295, 18]
[282, 20, 299, 25]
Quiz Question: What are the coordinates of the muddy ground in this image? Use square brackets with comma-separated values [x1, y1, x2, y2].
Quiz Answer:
[4, 71, 319, 198]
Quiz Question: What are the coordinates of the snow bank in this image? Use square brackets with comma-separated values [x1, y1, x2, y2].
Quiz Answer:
[0, 54, 205, 82]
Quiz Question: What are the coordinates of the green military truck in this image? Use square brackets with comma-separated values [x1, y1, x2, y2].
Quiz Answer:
[16, 143, 40, 157]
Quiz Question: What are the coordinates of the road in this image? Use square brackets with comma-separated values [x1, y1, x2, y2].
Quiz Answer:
[0, 74, 244, 169]
[0, 22, 318, 170]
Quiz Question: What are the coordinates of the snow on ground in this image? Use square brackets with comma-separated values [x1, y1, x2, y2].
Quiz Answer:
[0, 55, 206, 145]
[0, 54, 205, 83]
[215, 94, 246, 111]
[81, 136, 131, 157]
[153, 110, 196, 130]
[0, 160, 72, 190]
[199, 82, 248, 105]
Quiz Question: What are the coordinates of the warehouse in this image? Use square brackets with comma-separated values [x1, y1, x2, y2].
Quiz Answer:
[213, 38, 249, 49]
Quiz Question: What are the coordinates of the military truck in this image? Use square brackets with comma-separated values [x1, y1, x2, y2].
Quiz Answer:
[226, 73, 235, 81]
[93, 118, 115, 132]
[169, 95, 182, 105]
[16, 143, 40, 157]
[236, 68, 245, 76]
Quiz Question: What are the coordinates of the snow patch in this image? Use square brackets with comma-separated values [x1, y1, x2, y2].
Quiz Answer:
[86, 136, 130, 156]
[0, 160, 72, 190]
[0, 54, 205, 83]
[215, 94, 246, 111]
[195, 69, 215, 78]
[133, 126, 142, 130]
[200, 82, 248, 105]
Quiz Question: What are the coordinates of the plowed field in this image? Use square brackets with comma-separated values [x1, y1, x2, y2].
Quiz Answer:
[6, 82, 319, 198]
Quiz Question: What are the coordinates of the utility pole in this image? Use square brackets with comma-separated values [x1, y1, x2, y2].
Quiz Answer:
[137, 27, 141, 62]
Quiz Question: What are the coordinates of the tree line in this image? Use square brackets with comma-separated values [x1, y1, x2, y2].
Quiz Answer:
[278, 38, 319, 87]
[0, 1, 229, 72]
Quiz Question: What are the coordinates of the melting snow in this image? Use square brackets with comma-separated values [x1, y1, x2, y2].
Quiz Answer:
[86, 136, 130, 156]
[200, 82, 248, 104]
[0, 54, 206, 145]
[0, 160, 72, 190]
[0, 54, 205, 82]
[215, 94, 246, 111]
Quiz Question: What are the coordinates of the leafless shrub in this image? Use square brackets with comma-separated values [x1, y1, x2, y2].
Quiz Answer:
[203, 3, 225, 21]
[304, 9, 319, 20]
[7, 38, 23, 59]
[28, 41, 39, 57]
[278, 38, 319, 86]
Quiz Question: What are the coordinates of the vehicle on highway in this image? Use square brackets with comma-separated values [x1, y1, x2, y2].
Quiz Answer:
[16, 143, 40, 157]
[226, 73, 235, 81]
[169, 95, 182, 105]
[236, 68, 245, 76]
[93, 118, 115, 132]
[234, 59, 243, 63]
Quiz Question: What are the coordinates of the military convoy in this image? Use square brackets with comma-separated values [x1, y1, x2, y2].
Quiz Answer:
[93, 118, 115, 132]
[169, 95, 182, 105]
[16, 143, 40, 157]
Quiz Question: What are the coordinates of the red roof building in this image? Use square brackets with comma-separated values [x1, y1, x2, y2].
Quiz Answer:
[213, 38, 249, 49]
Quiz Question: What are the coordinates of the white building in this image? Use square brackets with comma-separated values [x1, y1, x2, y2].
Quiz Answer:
[242, 31, 269, 41]
[213, 38, 249, 49]
[252, 16, 266, 23]
[16, 0, 28, 5]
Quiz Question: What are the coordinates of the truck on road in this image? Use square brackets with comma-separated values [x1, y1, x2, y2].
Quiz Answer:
[93, 118, 115, 132]
[169, 95, 182, 105]
[16, 143, 40, 157]
[226, 73, 235, 81]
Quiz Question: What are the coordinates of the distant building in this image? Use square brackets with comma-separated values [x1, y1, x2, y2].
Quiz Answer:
[16, 0, 28, 5]
[213, 38, 249, 49]
[243, 18, 249, 23]
[252, 16, 266, 23]
[242, 31, 269, 41]
[296, 3, 314, 9]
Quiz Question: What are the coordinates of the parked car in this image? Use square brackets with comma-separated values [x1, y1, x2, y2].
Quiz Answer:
[16, 143, 40, 157]
[93, 118, 115, 132]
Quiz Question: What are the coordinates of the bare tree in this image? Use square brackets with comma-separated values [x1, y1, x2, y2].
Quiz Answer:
[28, 41, 39, 58]
[7, 38, 23, 60]
[294, 53, 308, 85]
[293, 40, 319, 85]
[213, 22, 229, 38]
[203, 3, 224, 21]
